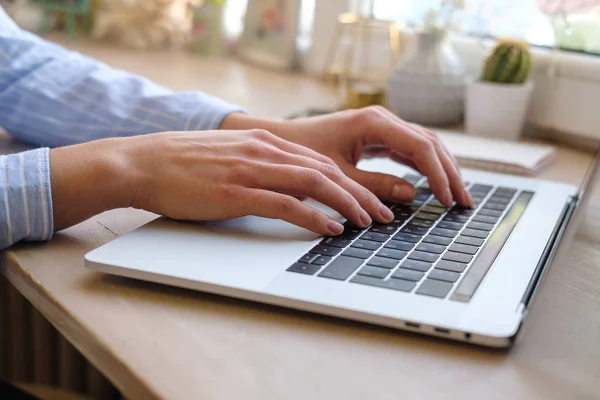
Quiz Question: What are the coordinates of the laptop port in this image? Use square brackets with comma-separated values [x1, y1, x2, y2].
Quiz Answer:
[405, 322, 420, 329]
[434, 327, 450, 334]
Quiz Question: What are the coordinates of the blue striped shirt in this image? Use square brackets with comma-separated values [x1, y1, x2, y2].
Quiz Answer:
[0, 7, 244, 249]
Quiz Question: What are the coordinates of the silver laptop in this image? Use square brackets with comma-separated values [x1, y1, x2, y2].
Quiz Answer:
[85, 156, 598, 348]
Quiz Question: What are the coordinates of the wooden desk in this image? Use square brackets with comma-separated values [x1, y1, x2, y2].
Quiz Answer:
[2, 39, 600, 400]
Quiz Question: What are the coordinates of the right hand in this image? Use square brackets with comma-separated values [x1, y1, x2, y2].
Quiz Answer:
[118, 129, 397, 235]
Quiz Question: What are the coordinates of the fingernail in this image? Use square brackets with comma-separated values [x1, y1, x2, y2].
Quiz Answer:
[359, 209, 372, 227]
[379, 205, 394, 222]
[463, 189, 473, 207]
[443, 188, 453, 206]
[392, 184, 415, 202]
[327, 220, 344, 235]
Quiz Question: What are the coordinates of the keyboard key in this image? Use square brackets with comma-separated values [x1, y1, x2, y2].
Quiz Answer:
[415, 212, 440, 221]
[427, 199, 448, 208]
[430, 228, 458, 238]
[472, 214, 499, 224]
[415, 192, 432, 201]
[369, 225, 398, 235]
[436, 220, 463, 231]
[342, 247, 373, 259]
[385, 240, 415, 251]
[421, 205, 446, 214]
[312, 256, 332, 266]
[357, 265, 390, 279]
[396, 204, 420, 213]
[394, 211, 412, 225]
[449, 206, 474, 216]
[422, 235, 452, 246]
[483, 202, 506, 211]
[287, 262, 321, 275]
[321, 237, 352, 248]
[469, 184, 493, 194]
[318, 256, 364, 280]
[487, 197, 512, 206]
[428, 269, 460, 283]
[367, 257, 399, 269]
[416, 186, 432, 194]
[391, 268, 425, 282]
[455, 235, 484, 247]
[467, 221, 495, 232]
[350, 275, 416, 292]
[415, 243, 446, 254]
[376, 248, 408, 260]
[393, 232, 422, 243]
[408, 199, 425, 206]
[418, 181, 430, 189]
[310, 245, 342, 257]
[360, 232, 390, 242]
[416, 279, 453, 298]
[339, 224, 363, 240]
[401, 259, 433, 272]
[442, 251, 473, 264]
[496, 187, 517, 195]
[443, 214, 470, 223]
[435, 260, 468, 273]
[400, 225, 429, 235]
[351, 239, 382, 251]
[389, 219, 409, 228]
[404, 174, 422, 185]
[409, 251, 439, 263]
[491, 191, 514, 199]
[299, 253, 315, 263]
[462, 228, 489, 239]
[477, 208, 503, 218]
[449, 243, 479, 255]
[409, 218, 435, 228]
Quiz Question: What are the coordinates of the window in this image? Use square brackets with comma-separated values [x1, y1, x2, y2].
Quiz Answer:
[372, 0, 600, 55]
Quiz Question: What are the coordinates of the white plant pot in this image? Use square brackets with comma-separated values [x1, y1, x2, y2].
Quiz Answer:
[465, 81, 534, 141]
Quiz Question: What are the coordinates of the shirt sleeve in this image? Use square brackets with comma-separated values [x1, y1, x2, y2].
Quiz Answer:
[0, 7, 245, 249]
[1, 149, 52, 249]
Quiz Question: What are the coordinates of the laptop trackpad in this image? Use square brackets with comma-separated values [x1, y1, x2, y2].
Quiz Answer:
[86, 200, 340, 290]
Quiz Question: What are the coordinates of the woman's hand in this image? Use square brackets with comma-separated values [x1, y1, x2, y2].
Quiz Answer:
[221, 107, 473, 208]
[50, 130, 395, 235]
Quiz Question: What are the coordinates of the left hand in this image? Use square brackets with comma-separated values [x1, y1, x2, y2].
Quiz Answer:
[221, 106, 472, 208]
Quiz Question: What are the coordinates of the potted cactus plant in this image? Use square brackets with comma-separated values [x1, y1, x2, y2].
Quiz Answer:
[465, 39, 534, 140]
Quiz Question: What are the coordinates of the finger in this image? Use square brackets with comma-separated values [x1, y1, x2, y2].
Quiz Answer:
[409, 124, 472, 207]
[364, 107, 452, 206]
[409, 123, 461, 172]
[376, 109, 469, 206]
[242, 162, 374, 228]
[344, 168, 416, 204]
[265, 149, 394, 223]
[242, 189, 344, 236]
[389, 151, 419, 172]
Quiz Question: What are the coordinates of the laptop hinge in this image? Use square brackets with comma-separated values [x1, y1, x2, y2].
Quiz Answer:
[518, 195, 578, 315]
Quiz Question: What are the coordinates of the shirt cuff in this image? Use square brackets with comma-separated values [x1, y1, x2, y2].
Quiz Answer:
[1, 148, 53, 249]
[158, 91, 247, 133]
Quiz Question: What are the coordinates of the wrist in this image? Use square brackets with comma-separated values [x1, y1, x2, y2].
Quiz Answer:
[50, 138, 134, 230]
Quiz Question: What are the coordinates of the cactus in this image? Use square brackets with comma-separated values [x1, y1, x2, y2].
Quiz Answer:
[481, 39, 532, 84]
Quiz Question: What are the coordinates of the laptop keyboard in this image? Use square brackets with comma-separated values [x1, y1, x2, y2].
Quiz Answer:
[286, 174, 535, 302]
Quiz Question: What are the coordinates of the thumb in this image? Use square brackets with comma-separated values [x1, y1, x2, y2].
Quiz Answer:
[346, 167, 416, 203]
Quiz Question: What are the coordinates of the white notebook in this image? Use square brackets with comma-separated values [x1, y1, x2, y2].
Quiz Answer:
[436, 130, 556, 176]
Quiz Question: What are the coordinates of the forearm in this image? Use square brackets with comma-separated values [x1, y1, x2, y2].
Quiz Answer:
[0, 10, 244, 147]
